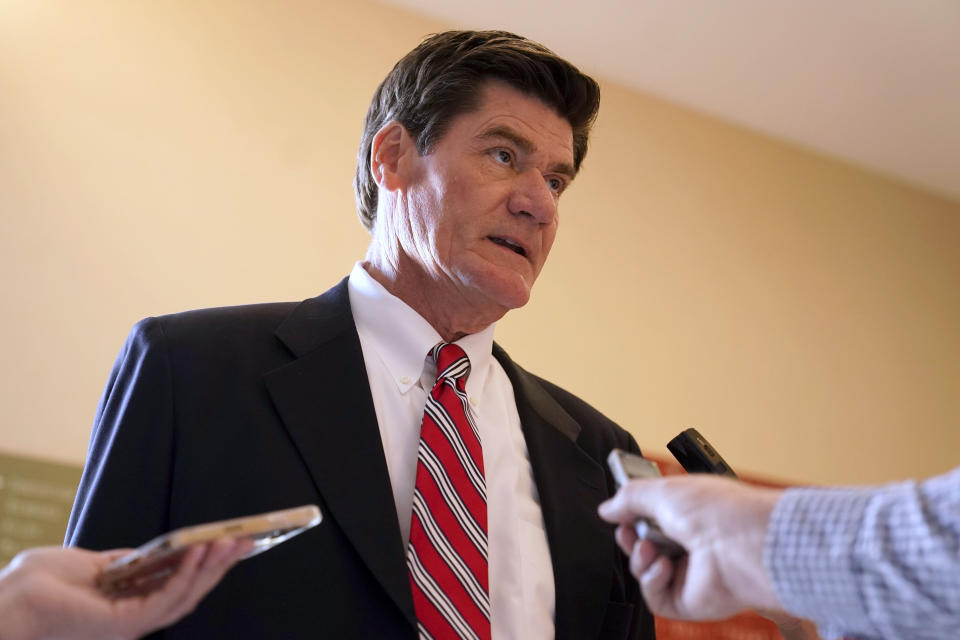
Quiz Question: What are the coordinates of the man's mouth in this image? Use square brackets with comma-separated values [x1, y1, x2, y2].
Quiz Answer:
[489, 236, 526, 257]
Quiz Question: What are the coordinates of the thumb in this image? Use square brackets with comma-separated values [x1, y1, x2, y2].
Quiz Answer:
[598, 479, 658, 523]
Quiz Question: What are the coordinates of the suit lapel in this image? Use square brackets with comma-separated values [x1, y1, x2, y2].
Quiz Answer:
[494, 345, 614, 640]
[263, 279, 416, 627]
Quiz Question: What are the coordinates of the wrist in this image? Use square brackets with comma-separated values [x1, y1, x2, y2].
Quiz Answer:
[722, 485, 783, 612]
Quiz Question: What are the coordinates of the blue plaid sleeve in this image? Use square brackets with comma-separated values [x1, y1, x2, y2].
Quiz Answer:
[764, 466, 960, 640]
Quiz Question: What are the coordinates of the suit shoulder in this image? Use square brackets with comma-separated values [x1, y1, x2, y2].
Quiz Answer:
[118, 302, 301, 376]
[122, 301, 298, 349]
[150, 301, 298, 333]
[129, 278, 352, 349]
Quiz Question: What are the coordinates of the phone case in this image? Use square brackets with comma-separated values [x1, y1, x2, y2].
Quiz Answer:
[97, 504, 322, 597]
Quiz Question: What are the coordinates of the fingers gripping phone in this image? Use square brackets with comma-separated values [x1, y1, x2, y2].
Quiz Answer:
[608, 428, 737, 557]
[97, 504, 322, 597]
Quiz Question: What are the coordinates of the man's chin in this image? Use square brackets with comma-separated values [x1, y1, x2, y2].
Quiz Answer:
[483, 281, 533, 312]
[461, 266, 536, 313]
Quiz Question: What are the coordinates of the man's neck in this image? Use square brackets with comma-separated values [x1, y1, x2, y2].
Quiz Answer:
[360, 259, 504, 343]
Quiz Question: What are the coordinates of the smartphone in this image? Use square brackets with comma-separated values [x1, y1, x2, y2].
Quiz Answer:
[606, 449, 685, 557]
[97, 504, 322, 597]
[667, 428, 738, 478]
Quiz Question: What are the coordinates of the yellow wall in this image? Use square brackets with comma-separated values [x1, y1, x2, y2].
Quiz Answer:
[2, 0, 957, 485]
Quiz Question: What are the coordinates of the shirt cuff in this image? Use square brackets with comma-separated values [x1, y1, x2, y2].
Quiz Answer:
[764, 485, 875, 639]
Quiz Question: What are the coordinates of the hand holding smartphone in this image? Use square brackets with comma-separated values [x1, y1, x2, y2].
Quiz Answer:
[97, 504, 322, 597]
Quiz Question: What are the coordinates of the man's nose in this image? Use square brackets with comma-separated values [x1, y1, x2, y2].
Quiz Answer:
[508, 168, 558, 225]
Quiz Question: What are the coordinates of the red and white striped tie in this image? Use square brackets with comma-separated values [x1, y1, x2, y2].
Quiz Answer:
[407, 342, 490, 640]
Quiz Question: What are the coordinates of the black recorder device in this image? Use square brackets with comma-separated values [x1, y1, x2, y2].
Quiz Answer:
[666, 427, 737, 479]
[607, 428, 737, 557]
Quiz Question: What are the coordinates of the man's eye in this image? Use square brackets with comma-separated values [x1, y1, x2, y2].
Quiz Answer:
[546, 177, 566, 195]
[492, 149, 513, 165]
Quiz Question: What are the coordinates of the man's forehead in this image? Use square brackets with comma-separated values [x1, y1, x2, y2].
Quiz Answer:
[464, 82, 575, 161]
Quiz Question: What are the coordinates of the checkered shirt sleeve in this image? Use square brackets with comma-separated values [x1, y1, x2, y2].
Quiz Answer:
[764, 466, 960, 640]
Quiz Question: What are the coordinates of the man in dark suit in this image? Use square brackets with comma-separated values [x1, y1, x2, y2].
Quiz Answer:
[66, 30, 655, 639]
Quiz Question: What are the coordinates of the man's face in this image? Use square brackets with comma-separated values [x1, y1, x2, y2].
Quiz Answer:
[390, 81, 575, 317]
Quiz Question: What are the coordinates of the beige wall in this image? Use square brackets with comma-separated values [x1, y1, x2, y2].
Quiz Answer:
[2, 0, 957, 485]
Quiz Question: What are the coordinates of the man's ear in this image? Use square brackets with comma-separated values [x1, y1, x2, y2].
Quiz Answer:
[371, 121, 415, 192]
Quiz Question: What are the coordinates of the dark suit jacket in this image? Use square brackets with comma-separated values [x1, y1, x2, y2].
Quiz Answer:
[66, 279, 655, 639]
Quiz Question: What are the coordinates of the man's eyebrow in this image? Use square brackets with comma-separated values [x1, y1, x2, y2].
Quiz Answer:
[478, 125, 576, 178]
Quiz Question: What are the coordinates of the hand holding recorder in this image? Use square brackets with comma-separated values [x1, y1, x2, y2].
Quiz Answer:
[605, 428, 738, 558]
[600, 430, 784, 621]
[599, 472, 783, 620]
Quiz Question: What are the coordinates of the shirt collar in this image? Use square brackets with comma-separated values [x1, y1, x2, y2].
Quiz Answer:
[348, 262, 495, 397]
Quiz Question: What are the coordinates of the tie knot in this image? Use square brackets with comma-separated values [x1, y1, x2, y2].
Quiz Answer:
[432, 342, 470, 382]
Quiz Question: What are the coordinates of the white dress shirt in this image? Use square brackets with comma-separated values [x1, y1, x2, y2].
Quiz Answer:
[348, 262, 555, 639]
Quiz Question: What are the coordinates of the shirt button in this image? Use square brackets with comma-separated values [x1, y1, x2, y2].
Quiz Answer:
[400, 376, 411, 384]
[469, 397, 479, 406]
